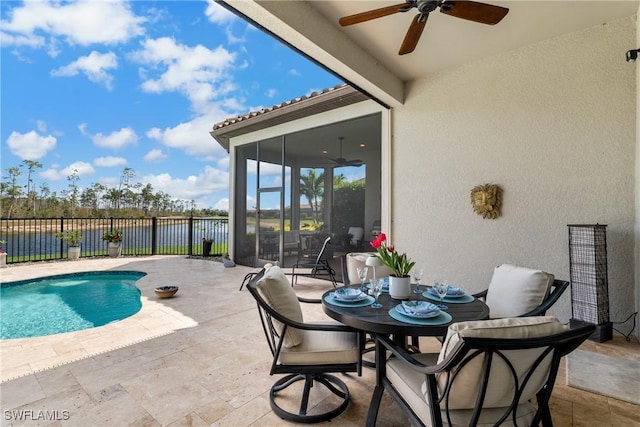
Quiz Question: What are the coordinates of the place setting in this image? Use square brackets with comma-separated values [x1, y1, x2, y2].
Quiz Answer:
[422, 281, 475, 306]
[323, 286, 375, 307]
[388, 299, 452, 325]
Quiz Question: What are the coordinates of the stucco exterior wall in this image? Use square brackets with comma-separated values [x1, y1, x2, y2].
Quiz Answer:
[392, 17, 636, 325]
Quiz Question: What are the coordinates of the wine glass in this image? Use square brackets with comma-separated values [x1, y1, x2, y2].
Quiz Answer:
[356, 266, 369, 292]
[412, 267, 424, 294]
[370, 278, 383, 308]
[434, 281, 449, 309]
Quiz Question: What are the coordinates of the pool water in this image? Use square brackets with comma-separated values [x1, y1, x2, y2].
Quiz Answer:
[1, 271, 146, 339]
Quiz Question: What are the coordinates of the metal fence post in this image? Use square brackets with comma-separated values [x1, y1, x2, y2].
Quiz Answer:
[151, 217, 157, 255]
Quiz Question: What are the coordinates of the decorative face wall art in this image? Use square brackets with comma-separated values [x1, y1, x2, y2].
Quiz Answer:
[470, 184, 503, 219]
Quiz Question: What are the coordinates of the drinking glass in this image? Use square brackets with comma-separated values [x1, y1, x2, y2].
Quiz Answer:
[412, 268, 424, 294]
[434, 281, 449, 309]
[357, 266, 369, 292]
[370, 278, 383, 308]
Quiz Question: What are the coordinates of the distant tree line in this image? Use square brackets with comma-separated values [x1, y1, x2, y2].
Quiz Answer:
[0, 161, 228, 219]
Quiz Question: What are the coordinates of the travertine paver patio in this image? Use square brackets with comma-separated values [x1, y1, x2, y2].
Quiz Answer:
[0, 256, 402, 426]
[1, 256, 639, 426]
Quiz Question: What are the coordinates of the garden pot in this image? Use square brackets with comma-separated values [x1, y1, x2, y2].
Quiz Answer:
[108, 242, 121, 258]
[0, 252, 6, 268]
[68, 246, 81, 260]
[202, 240, 212, 257]
[389, 275, 411, 300]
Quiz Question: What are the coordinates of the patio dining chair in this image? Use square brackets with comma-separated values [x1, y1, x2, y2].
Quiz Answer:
[290, 236, 338, 302]
[246, 266, 362, 423]
[472, 264, 569, 318]
[366, 316, 595, 427]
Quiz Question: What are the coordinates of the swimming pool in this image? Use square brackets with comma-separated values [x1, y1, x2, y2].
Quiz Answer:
[1, 271, 146, 339]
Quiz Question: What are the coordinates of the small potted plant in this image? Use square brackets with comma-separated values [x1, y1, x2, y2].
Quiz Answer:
[202, 235, 213, 257]
[102, 230, 123, 257]
[56, 230, 84, 260]
[0, 240, 6, 267]
[370, 232, 416, 300]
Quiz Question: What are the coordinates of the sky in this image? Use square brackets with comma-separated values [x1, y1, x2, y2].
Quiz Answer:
[0, 0, 343, 211]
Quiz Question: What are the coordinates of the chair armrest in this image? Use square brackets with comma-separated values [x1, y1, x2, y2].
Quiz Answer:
[520, 279, 569, 317]
[472, 288, 488, 299]
[376, 334, 449, 376]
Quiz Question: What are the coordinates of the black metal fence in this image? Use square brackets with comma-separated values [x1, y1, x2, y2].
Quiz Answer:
[0, 217, 228, 264]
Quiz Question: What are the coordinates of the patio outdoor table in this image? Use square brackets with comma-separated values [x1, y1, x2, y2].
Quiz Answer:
[321, 284, 490, 341]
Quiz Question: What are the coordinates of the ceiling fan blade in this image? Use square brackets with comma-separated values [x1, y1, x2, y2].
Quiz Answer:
[339, 2, 410, 26]
[399, 13, 428, 55]
[439, 1, 509, 25]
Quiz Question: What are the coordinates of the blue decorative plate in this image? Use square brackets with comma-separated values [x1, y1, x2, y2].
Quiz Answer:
[395, 304, 440, 319]
[388, 308, 453, 325]
[324, 294, 375, 307]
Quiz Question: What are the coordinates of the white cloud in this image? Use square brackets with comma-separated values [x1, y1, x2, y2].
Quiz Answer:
[41, 161, 95, 181]
[1, 1, 145, 53]
[265, 88, 277, 98]
[129, 37, 237, 113]
[94, 156, 127, 167]
[143, 148, 167, 163]
[215, 198, 229, 211]
[51, 51, 117, 89]
[204, 1, 237, 25]
[79, 124, 138, 149]
[141, 165, 228, 202]
[6, 130, 56, 159]
[146, 113, 229, 159]
[289, 68, 301, 77]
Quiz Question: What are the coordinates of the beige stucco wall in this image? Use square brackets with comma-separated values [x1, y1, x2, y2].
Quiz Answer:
[392, 16, 636, 325]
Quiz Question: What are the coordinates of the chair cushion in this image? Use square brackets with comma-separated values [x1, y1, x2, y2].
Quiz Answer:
[256, 266, 304, 348]
[347, 227, 364, 246]
[346, 252, 394, 284]
[434, 316, 568, 409]
[278, 322, 359, 365]
[485, 264, 554, 318]
[386, 353, 536, 427]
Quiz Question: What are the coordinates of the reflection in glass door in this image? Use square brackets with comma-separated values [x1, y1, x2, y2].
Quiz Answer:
[257, 189, 281, 263]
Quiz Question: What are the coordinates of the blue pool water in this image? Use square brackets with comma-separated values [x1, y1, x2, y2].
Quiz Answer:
[1, 271, 146, 339]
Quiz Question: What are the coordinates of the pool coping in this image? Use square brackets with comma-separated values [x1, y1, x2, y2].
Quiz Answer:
[0, 256, 207, 383]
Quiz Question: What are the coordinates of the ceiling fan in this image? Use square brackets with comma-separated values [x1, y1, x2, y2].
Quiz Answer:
[330, 137, 363, 167]
[339, 0, 509, 55]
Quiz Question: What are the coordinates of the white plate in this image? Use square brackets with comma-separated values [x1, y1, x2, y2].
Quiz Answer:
[395, 304, 440, 319]
[331, 291, 369, 302]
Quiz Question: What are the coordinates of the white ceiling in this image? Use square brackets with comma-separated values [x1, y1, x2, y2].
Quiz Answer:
[309, 1, 639, 81]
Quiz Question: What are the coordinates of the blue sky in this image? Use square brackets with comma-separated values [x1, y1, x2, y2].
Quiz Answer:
[1, 0, 343, 210]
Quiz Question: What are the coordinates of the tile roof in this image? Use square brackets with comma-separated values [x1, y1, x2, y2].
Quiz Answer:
[212, 83, 353, 130]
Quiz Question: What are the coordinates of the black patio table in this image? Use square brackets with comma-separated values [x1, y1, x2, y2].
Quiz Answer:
[321, 284, 490, 342]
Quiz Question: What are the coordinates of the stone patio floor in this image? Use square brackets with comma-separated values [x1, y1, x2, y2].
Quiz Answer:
[1, 256, 638, 426]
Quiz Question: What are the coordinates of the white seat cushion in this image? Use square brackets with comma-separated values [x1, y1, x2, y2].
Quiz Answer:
[434, 316, 568, 409]
[256, 266, 304, 348]
[347, 227, 364, 246]
[278, 322, 359, 365]
[485, 264, 554, 318]
[386, 353, 537, 427]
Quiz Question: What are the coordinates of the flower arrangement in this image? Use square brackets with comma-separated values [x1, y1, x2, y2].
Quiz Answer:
[102, 230, 123, 243]
[0, 240, 6, 253]
[370, 232, 415, 278]
[56, 230, 84, 247]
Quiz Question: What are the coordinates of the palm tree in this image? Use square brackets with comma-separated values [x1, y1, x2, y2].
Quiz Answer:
[300, 169, 324, 224]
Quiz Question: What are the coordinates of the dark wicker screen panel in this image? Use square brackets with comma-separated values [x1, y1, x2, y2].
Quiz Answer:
[568, 224, 612, 342]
